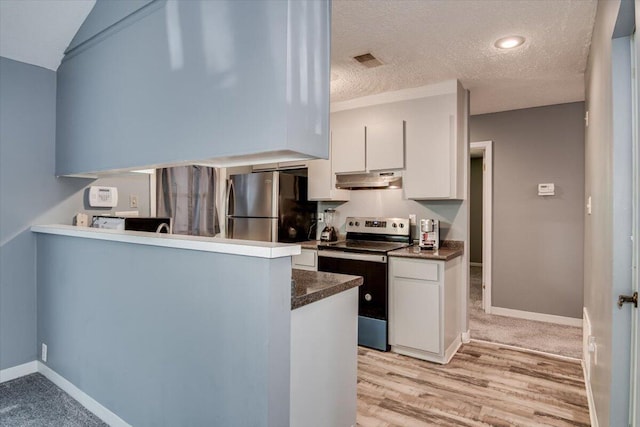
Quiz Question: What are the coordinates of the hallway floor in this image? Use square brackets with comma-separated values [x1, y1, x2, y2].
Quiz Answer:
[469, 266, 582, 359]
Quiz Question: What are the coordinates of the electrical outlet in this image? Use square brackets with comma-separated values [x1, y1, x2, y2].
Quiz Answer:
[129, 195, 138, 208]
[41, 343, 47, 362]
[318, 212, 324, 222]
[409, 214, 416, 225]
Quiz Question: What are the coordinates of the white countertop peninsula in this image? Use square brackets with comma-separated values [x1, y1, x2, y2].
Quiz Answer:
[31, 224, 301, 258]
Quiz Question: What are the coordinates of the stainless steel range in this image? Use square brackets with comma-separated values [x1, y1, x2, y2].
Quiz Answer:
[317, 217, 411, 351]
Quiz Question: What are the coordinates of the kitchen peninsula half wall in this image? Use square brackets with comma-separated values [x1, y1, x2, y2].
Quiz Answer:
[32, 225, 298, 426]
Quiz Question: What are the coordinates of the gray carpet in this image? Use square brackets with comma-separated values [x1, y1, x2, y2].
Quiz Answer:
[0, 373, 107, 427]
[469, 266, 583, 359]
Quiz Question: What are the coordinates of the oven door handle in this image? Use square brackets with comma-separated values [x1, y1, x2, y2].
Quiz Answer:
[317, 251, 387, 263]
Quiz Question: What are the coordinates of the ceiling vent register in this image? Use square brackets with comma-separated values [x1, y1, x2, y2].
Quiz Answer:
[353, 53, 384, 68]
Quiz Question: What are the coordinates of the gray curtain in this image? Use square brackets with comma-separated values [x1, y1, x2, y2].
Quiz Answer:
[156, 166, 220, 236]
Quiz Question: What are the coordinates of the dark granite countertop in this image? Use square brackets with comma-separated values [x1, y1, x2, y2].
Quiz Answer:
[291, 269, 363, 310]
[388, 241, 464, 261]
[299, 240, 319, 249]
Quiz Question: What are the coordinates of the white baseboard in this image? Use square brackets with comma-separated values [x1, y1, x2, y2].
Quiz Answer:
[469, 262, 483, 267]
[0, 360, 38, 383]
[582, 360, 599, 427]
[470, 339, 581, 362]
[583, 307, 592, 380]
[37, 362, 131, 427]
[490, 306, 582, 327]
[444, 337, 462, 364]
[461, 330, 471, 343]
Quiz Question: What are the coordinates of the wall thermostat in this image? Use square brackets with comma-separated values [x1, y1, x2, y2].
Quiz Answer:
[88, 186, 118, 207]
[538, 183, 555, 196]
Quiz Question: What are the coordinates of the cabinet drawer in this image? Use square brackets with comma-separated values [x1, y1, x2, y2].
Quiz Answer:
[392, 259, 439, 281]
[293, 249, 317, 270]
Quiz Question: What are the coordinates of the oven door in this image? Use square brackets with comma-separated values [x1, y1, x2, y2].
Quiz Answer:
[318, 250, 389, 351]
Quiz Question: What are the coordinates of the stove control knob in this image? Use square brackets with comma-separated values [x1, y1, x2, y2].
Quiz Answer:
[399, 223, 405, 228]
[348, 221, 354, 226]
[392, 223, 397, 228]
[355, 221, 360, 226]
[364, 293, 372, 302]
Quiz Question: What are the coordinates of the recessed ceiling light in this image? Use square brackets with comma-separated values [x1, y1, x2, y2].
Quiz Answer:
[494, 36, 526, 50]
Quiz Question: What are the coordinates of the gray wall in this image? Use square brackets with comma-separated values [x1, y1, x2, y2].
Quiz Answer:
[0, 57, 151, 371]
[469, 158, 483, 264]
[36, 234, 291, 426]
[470, 102, 585, 318]
[583, 0, 633, 423]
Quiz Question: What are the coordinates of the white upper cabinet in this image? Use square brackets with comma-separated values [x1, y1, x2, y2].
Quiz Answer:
[366, 120, 405, 171]
[330, 109, 405, 174]
[325, 79, 468, 199]
[308, 131, 351, 201]
[403, 81, 467, 200]
[331, 124, 366, 174]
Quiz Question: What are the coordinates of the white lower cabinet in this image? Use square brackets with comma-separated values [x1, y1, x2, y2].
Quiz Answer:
[389, 256, 462, 364]
[292, 249, 317, 271]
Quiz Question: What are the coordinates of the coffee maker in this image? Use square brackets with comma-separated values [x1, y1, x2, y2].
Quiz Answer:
[419, 219, 440, 249]
[320, 208, 338, 242]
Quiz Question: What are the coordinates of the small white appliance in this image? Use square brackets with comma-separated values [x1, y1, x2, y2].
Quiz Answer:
[75, 213, 89, 227]
[419, 219, 440, 249]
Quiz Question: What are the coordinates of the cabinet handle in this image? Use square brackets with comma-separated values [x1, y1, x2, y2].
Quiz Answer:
[364, 293, 372, 302]
[364, 126, 368, 172]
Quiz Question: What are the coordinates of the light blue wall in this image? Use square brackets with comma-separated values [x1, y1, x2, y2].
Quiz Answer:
[66, 0, 150, 52]
[36, 234, 291, 426]
[56, 0, 330, 175]
[0, 57, 152, 370]
[609, 35, 633, 427]
[1, 57, 73, 369]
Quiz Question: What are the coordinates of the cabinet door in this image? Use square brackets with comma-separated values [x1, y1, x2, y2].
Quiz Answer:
[307, 160, 350, 202]
[404, 82, 467, 200]
[366, 120, 405, 171]
[392, 278, 440, 353]
[404, 94, 454, 199]
[331, 126, 366, 174]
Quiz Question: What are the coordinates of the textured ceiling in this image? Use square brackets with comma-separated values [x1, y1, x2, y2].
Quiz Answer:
[0, 0, 596, 114]
[331, 0, 598, 114]
[0, 0, 95, 71]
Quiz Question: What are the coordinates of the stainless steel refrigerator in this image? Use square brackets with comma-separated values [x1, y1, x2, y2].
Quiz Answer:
[226, 171, 317, 243]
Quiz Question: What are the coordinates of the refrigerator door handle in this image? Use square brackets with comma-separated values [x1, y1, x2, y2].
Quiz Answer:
[271, 172, 278, 243]
[226, 178, 235, 217]
[227, 217, 234, 239]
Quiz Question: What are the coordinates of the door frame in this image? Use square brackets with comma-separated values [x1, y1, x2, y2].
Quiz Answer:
[630, 28, 639, 427]
[470, 140, 493, 313]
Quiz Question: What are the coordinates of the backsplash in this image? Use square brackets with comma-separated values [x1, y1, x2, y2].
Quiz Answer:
[317, 189, 465, 242]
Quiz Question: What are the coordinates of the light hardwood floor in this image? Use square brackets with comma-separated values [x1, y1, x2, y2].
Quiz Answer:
[357, 341, 590, 426]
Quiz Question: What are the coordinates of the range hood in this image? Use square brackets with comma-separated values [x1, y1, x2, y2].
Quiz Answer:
[335, 172, 403, 190]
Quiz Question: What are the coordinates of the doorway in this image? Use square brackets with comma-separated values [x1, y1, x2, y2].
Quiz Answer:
[470, 141, 493, 314]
